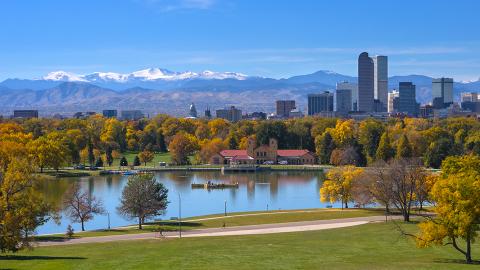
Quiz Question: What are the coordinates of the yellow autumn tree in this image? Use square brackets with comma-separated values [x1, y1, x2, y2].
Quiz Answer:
[320, 165, 364, 209]
[416, 155, 480, 264]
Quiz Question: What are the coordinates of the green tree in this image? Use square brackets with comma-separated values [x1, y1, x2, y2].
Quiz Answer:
[396, 134, 412, 159]
[375, 132, 395, 161]
[95, 157, 104, 168]
[423, 138, 452, 169]
[358, 118, 384, 162]
[117, 174, 169, 229]
[315, 131, 335, 164]
[416, 155, 480, 263]
[133, 155, 141, 166]
[120, 156, 128, 167]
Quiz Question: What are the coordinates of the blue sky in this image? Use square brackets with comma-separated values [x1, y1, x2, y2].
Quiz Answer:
[0, 0, 479, 81]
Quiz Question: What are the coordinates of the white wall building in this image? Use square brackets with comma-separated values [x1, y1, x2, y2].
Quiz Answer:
[373, 55, 388, 111]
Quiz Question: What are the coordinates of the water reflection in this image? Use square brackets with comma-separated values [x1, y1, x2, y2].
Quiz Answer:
[36, 171, 331, 234]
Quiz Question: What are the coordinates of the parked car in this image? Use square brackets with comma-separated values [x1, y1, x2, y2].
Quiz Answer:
[159, 162, 167, 167]
[74, 164, 85, 170]
[278, 160, 288, 165]
[263, 161, 274, 165]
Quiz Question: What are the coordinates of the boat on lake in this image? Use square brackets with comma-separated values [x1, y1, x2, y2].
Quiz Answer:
[191, 181, 239, 189]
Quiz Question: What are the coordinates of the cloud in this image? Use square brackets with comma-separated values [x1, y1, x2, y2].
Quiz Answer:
[137, 0, 216, 11]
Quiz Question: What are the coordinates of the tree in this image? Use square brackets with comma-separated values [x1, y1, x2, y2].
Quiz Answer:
[27, 134, 69, 172]
[396, 134, 412, 159]
[139, 150, 155, 166]
[416, 155, 480, 264]
[198, 138, 226, 164]
[315, 131, 335, 164]
[87, 140, 95, 167]
[358, 118, 384, 162]
[320, 166, 364, 209]
[95, 157, 104, 168]
[0, 158, 52, 252]
[168, 132, 199, 165]
[63, 182, 105, 231]
[120, 156, 128, 167]
[424, 138, 453, 169]
[375, 132, 395, 162]
[117, 174, 169, 229]
[105, 146, 114, 166]
[133, 156, 141, 166]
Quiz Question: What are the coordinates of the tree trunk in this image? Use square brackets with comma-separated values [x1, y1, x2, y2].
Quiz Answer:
[466, 232, 472, 264]
[403, 211, 410, 222]
[344, 202, 348, 209]
[81, 220, 85, 231]
[138, 217, 143, 230]
[40, 166, 44, 173]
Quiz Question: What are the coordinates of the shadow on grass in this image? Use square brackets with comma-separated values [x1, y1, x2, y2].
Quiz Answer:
[34, 236, 67, 242]
[433, 258, 480, 265]
[145, 221, 202, 227]
[0, 255, 86, 261]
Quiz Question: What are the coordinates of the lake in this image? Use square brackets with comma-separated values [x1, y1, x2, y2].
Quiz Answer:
[37, 171, 337, 235]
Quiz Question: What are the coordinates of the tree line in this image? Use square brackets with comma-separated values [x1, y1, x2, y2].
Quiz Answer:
[2, 115, 480, 168]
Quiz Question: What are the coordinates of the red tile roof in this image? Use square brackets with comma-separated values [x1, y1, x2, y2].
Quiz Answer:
[277, 149, 311, 157]
[219, 150, 248, 157]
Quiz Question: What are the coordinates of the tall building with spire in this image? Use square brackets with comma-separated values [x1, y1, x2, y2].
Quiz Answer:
[189, 102, 197, 118]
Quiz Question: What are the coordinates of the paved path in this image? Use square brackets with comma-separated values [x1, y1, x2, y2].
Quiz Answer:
[37, 215, 397, 247]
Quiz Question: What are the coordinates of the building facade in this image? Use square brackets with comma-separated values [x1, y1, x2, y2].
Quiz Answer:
[388, 90, 399, 113]
[13, 110, 38, 118]
[398, 82, 417, 116]
[102, 110, 117, 118]
[189, 103, 198, 118]
[432, 78, 454, 109]
[210, 138, 315, 165]
[373, 55, 388, 111]
[307, 92, 334, 115]
[276, 100, 296, 118]
[216, 106, 242, 122]
[336, 81, 357, 111]
[358, 52, 375, 112]
[120, 110, 144, 120]
[336, 88, 352, 113]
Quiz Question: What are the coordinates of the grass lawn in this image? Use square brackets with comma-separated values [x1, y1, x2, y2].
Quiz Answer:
[4, 222, 480, 270]
[38, 208, 384, 238]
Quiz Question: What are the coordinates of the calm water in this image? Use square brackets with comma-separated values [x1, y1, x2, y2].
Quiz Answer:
[37, 171, 336, 235]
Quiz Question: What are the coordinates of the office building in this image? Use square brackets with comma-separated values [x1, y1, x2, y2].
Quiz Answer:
[461, 92, 478, 102]
[372, 55, 388, 111]
[120, 110, 144, 121]
[276, 100, 296, 118]
[13, 110, 38, 118]
[189, 103, 198, 118]
[307, 92, 334, 115]
[388, 90, 399, 113]
[336, 82, 358, 111]
[205, 106, 212, 119]
[398, 82, 417, 116]
[216, 106, 242, 122]
[336, 88, 352, 113]
[432, 78, 454, 109]
[358, 52, 375, 112]
[102, 110, 117, 118]
[461, 92, 480, 112]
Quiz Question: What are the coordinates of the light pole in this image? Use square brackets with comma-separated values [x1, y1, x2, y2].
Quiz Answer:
[107, 212, 111, 230]
[224, 200, 227, 216]
[178, 193, 182, 238]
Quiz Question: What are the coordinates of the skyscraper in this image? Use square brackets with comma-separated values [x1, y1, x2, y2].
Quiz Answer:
[276, 100, 296, 117]
[336, 82, 358, 111]
[358, 52, 374, 112]
[307, 92, 334, 115]
[398, 82, 417, 116]
[432, 78, 454, 109]
[372, 55, 388, 111]
[336, 89, 352, 113]
[189, 103, 197, 118]
[216, 106, 242, 122]
[388, 90, 399, 113]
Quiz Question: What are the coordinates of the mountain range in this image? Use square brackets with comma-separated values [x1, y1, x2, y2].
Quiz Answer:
[0, 68, 479, 117]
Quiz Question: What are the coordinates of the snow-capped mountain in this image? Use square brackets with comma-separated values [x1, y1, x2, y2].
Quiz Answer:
[40, 68, 250, 83]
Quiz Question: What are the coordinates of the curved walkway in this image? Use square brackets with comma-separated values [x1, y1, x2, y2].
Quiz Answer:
[37, 215, 398, 247]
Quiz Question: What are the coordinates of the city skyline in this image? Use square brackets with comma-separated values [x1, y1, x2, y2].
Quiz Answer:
[1, 0, 480, 81]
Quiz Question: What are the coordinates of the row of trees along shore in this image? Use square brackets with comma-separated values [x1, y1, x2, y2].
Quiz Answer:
[1, 115, 480, 263]
[1, 115, 480, 168]
[320, 155, 480, 264]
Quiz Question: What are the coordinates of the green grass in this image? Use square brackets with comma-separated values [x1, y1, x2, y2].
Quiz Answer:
[37, 208, 383, 239]
[4, 222, 480, 269]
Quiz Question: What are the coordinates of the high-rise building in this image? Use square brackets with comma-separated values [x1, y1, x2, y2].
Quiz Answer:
[276, 100, 296, 117]
[189, 103, 198, 118]
[307, 92, 334, 115]
[13, 110, 38, 118]
[205, 106, 212, 119]
[388, 90, 399, 113]
[461, 92, 478, 102]
[372, 55, 388, 111]
[336, 89, 352, 113]
[216, 106, 242, 122]
[398, 82, 417, 116]
[120, 110, 144, 120]
[432, 78, 454, 109]
[358, 52, 375, 112]
[102, 109, 117, 118]
[336, 82, 358, 111]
